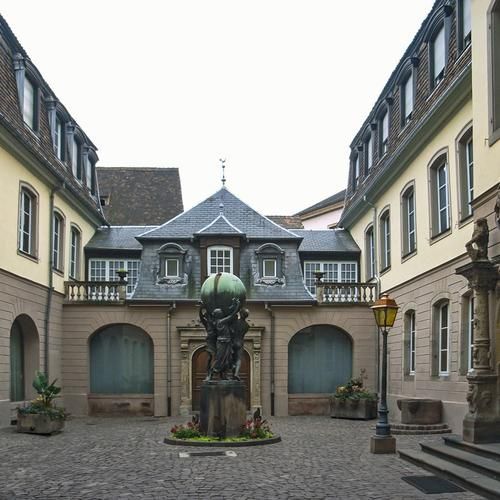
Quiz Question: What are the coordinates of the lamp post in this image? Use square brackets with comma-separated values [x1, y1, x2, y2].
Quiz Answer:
[370, 292, 399, 454]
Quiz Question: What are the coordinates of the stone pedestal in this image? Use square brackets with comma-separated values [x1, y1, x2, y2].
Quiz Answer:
[397, 399, 442, 424]
[200, 380, 246, 438]
[370, 436, 396, 454]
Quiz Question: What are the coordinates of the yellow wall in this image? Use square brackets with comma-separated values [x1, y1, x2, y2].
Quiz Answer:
[349, 100, 473, 291]
[0, 146, 97, 294]
[472, 0, 500, 198]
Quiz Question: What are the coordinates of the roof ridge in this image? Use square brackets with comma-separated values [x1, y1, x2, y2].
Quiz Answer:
[197, 213, 244, 234]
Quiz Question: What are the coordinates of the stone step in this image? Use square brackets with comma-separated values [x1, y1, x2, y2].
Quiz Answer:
[391, 423, 451, 435]
[444, 434, 500, 462]
[399, 448, 500, 500]
[420, 442, 500, 481]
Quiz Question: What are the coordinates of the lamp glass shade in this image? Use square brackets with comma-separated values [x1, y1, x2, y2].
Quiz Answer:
[371, 293, 399, 329]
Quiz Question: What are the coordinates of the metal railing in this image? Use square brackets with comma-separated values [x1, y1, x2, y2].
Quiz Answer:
[64, 281, 126, 303]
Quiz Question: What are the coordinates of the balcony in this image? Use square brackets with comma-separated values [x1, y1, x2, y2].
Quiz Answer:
[314, 274, 377, 305]
[64, 281, 126, 304]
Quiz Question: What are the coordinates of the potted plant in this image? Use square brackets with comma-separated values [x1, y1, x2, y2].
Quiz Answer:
[17, 371, 67, 435]
[331, 376, 377, 420]
[116, 269, 128, 282]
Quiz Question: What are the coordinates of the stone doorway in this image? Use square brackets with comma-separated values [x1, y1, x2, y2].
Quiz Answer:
[191, 348, 251, 411]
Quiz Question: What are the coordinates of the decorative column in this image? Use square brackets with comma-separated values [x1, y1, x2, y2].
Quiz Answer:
[456, 218, 500, 443]
[179, 339, 191, 416]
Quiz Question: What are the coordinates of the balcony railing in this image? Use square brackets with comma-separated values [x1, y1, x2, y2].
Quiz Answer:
[315, 277, 377, 305]
[64, 281, 126, 303]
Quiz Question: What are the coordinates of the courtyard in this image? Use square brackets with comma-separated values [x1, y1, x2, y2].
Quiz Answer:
[0, 416, 480, 500]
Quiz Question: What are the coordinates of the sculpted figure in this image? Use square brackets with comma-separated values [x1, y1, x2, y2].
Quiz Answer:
[466, 218, 489, 261]
[199, 306, 217, 381]
[232, 307, 250, 380]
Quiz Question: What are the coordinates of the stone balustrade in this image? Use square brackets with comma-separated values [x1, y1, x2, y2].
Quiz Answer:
[64, 281, 126, 303]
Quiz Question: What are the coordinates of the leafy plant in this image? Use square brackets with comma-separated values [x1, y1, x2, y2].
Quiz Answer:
[17, 371, 67, 420]
[171, 416, 201, 439]
[240, 414, 273, 440]
[333, 376, 377, 402]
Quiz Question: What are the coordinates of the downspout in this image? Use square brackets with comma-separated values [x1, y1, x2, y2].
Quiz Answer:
[265, 303, 275, 416]
[363, 195, 381, 393]
[44, 185, 61, 377]
[166, 302, 176, 416]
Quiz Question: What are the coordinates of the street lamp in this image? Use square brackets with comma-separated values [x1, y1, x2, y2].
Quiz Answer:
[370, 292, 399, 454]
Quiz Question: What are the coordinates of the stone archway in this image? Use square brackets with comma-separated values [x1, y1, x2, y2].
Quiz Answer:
[10, 314, 39, 402]
[191, 347, 251, 411]
[288, 324, 353, 415]
[88, 323, 154, 416]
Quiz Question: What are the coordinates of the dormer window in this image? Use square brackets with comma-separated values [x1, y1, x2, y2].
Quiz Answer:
[263, 258, 277, 278]
[208, 246, 232, 274]
[379, 110, 389, 156]
[352, 154, 360, 189]
[255, 243, 284, 285]
[458, 0, 471, 51]
[431, 25, 446, 87]
[55, 116, 64, 160]
[71, 137, 82, 181]
[401, 73, 414, 125]
[158, 243, 187, 284]
[364, 134, 373, 172]
[23, 77, 36, 130]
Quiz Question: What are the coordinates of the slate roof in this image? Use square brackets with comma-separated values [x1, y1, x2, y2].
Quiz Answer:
[266, 215, 304, 229]
[294, 229, 360, 253]
[196, 213, 244, 235]
[139, 188, 301, 241]
[0, 15, 104, 224]
[295, 189, 346, 217]
[86, 226, 157, 250]
[97, 167, 183, 226]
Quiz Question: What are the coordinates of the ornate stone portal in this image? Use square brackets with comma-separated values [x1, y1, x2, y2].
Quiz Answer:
[456, 218, 500, 443]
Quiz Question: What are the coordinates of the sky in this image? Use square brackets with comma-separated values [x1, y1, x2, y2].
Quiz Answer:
[2, 1, 435, 216]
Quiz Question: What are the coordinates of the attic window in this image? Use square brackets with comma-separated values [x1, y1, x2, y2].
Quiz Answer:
[158, 243, 187, 284]
[255, 243, 284, 285]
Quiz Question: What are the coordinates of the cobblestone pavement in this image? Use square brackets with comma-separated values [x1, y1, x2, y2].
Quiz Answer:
[0, 416, 481, 500]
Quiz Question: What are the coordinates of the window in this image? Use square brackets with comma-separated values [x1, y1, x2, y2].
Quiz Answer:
[71, 137, 82, 181]
[263, 258, 277, 278]
[18, 186, 37, 257]
[365, 226, 375, 280]
[431, 25, 446, 87]
[467, 295, 474, 371]
[458, 0, 471, 51]
[55, 116, 63, 160]
[303, 261, 357, 295]
[86, 157, 94, 191]
[208, 246, 232, 274]
[352, 154, 360, 189]
[364, 135, 373, 172]
[401, 73, 414, 125]
[401, 184, 416, 256]
[69, 227, 81, 279]
[23, 77, 36, 129]
[438, 302, 449, 375]
[52, 211, 64, 271]
[166, 258, 179, 278]
[89, 259, 142, 297]
[379, 110, 389, 156]
[457, 127, 473, 220]
[491, 1, 500, 142]
[380, 209, 391, 271]
[405, 310, 416, 375]
[429, 154, 451, 237]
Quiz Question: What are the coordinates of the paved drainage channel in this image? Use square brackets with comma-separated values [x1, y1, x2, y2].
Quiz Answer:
[179, 451, 237, 458]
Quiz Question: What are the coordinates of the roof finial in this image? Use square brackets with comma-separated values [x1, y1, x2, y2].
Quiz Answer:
[219, 158, 226, 188]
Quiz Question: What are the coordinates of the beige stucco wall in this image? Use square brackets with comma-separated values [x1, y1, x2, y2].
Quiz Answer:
[61, 302, 377, 418]
[0, 147, 96, 294]
[301, 207, 343, 230]
[349, 100, 473, 291]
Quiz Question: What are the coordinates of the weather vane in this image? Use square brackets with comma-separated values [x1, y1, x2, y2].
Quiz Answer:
[220, 158, 226, 188]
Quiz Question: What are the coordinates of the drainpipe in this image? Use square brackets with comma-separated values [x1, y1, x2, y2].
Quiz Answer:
[44, 185, 61, 378]
[265, 303, 275, 416]
[363, 195, 381, 393]
[166, 302, 176, 416]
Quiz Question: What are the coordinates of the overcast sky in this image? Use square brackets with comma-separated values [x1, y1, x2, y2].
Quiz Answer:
[2, 1, 435, 216]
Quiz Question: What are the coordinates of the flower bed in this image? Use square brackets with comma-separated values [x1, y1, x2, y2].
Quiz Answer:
[331, 377, 377, 420]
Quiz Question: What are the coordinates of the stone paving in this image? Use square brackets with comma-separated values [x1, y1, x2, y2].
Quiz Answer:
[0, 416, 481, 500]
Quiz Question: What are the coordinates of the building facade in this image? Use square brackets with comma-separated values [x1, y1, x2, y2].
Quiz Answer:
[340, 0, 499, 433]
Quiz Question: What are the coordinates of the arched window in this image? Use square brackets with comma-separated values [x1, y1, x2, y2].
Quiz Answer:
[456, 125, 474, 221]
[401, 182, 416, 256]
[365, 225, 375, 280]
[69, 225, 81, 279]
[18, 184, 38, 257]
[404, 310, 416, 376]
[52, 210, 65, 272]
[288, 325, 352, 393]
[90, 324, 154, 394]
[379, 208, 391, 271]
[428, 151, 450, 238]
[432, 300, 450, 375]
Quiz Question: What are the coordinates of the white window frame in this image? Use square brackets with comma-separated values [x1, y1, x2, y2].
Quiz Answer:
[465, 136, 474, 217]
[366, 135, 373, 170]
[303, 261, 357, 295]
[263, 258, 277, 278]
[19, 188, 34, 255]
[403, 73, 414, 123]
[165, 258, 180, 278]
[69, 227, 81, 280]
[459, 0, 472, 49]
[52, 211, 64, 271]
[438, 303, 449, 375]
[88, 259, 142, 297]
[432, 25, 446, 86]
[23, 77, 35, 129]
[353, 154, 360, 188]
[380, 211, 391, 271]
[437, 162, 450, 234]
[55, 117, 62, 160]
[408, 311, 416, 375]
[467, 295, 474, 372]
[208, 246, 233, 275]
[381, 111, 389, 155]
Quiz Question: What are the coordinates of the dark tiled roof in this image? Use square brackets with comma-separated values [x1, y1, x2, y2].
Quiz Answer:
[266, 215, 304, 229]
[86, 226, 157, 250]
[140, 188, 301, 240]
[97, 167, 184, 226]
[196, 214, 244, 235]
[0, 15, 104, 223]
[295, 229, 360, 253]
[295, 189, 346, 217]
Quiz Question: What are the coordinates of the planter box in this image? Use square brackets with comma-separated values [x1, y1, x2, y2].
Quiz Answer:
[17, 413, 65, 435]
[331, 398, 377, 420]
